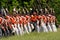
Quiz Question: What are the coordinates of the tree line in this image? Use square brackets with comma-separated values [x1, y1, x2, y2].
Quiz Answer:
[0, 0, 60, 23]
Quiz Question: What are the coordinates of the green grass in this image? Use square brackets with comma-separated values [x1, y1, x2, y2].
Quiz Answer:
[0, 28, 60, 40]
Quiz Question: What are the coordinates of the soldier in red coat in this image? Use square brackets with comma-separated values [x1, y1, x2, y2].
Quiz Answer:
[25, 14, 31, 32]
[30, 11, 37, 32]
[23, 15, 29, 34]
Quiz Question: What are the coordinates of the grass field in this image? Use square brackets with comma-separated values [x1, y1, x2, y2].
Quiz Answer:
[0, 28, 60, 40]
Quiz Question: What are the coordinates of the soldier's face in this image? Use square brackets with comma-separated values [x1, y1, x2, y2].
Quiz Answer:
[33, 12, 36, 15]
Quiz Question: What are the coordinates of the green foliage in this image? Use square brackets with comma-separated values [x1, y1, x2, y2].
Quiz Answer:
[0, 0, 60, 21]
[47, 0, 60, 23]
[12, 0, 19, 7]
[0, 0, 60, 12]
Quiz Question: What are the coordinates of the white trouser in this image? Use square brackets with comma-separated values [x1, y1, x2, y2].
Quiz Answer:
[37, 25, 40, 33]
[17, 23, 22, 35]
[0, 28, 2, 37]
[12, 24, 19, 35]
[24, 24, 29, 34]
[39, 26, 42, 32]
[28, 22, 31, 32]
[51, 23, 57, 32]
[31, 24, 34, 30]
[37, 20, 40, 33]
[41, 22, 48, 32]
[12, 24, 15, 33]
[47, 23, 52, 32]
[14, 24, 19, 35]
[20, 24, 24, 34]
